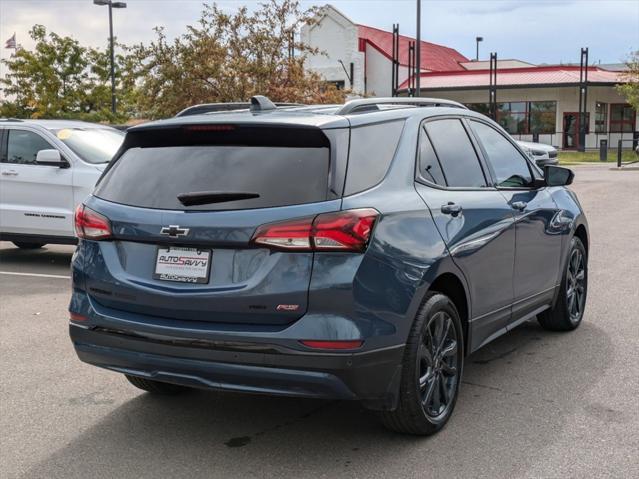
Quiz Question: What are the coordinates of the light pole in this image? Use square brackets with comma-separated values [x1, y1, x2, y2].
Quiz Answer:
[475, 36, 483, 61]
[415, 0, 421, 97]
[94, 0, 127, 114]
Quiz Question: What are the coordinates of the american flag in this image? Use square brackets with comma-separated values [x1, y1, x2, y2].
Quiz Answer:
[5, 33, 16, 49]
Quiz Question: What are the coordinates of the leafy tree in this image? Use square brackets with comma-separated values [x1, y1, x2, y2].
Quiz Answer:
[616, 50, 639, 112]
[0, 25, 126, 121]
[127, 0, 346, 119]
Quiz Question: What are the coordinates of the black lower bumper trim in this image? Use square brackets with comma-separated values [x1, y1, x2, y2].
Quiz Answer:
[70, 324, 404, 408]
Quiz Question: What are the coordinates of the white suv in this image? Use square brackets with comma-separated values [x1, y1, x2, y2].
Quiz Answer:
[0, 119, 124, 248]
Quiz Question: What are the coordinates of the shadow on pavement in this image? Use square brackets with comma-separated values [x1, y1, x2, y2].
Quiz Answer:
[21, 319, 613, 479]
[0, 243, 74, 274]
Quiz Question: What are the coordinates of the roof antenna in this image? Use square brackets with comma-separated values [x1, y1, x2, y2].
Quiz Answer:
[250, 95, 277, 112]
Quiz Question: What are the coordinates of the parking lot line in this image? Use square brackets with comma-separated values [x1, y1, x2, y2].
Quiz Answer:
[0, 271, 71, 279]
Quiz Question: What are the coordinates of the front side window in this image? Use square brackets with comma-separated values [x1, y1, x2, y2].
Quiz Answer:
[4, 130, 53, 165]
[470, 120, 532, 188]
[424, 119, 487, 188]
[610, 104, 636, 133]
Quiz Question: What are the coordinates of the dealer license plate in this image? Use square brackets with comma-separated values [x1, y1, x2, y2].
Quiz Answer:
[153, 246, 211, 283]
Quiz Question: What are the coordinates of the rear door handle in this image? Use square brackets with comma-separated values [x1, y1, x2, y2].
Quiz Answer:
[441, 202, 462, 217]
[511, 201, 528, 211]
[1, 170, 18, 176]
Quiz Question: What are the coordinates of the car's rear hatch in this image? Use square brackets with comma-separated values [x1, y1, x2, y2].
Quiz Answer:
[84, 123, 346, 326]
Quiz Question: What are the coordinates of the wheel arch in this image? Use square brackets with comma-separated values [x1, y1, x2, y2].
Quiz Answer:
[574, 223, 589, 256]
[428, 272, 470, 356]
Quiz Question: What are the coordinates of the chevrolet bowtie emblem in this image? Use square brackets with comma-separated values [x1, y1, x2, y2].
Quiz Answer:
[160, 225, 190, 238]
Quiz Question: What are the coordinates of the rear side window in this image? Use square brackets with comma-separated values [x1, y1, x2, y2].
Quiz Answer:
[344, 120, 404, 195]
[4, 130, 53, 165]
[94, 145, 330, 211]
[417, 126, 446, 186]
[469, 120, 533, 188]
[424, 119, 486, 188]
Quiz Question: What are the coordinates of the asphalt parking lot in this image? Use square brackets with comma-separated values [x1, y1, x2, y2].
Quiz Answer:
[1, 164, 638, 479]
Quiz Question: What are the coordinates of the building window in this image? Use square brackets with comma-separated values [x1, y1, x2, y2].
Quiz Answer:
[528, 101, 556, 134]
[595, 102, 608, 133]
[498, 102, 528, 134]
[327, 80, 345, 90]
[465, 101, 556, 135]
[466, 103, 490, 116]
[610, 104, 636, 133]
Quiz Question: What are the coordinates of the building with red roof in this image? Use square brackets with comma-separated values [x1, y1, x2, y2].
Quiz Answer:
[301, 5, 636, 150]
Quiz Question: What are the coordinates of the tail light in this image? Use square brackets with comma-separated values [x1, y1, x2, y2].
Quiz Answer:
[74, 204, 112, 240]
[251, 208, 379, 253]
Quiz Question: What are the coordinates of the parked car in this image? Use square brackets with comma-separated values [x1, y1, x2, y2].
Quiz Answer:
[516, 140, 559, 167]
[69, 96, 589, 435]
[0, 119, 124, 248]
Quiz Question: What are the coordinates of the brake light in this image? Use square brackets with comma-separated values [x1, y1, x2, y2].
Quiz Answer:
[250, 208, 379, 252]
[300, 340, 364, 350]
[74, 204, 112, 240]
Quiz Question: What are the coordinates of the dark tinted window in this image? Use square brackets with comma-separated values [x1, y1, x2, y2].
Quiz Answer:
[417, 126, 446, 186]
[425, 119, 486, 187]
[94, 146, 330, 211]
[344, 120, 404, 195]
[470, 121, 532, 188]
[5, 130, 52, 165]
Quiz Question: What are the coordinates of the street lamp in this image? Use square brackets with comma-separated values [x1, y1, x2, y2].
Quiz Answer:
[475, 36, 483, 61]
[415, 0, 421, 97]
[94, 0, 127, 115]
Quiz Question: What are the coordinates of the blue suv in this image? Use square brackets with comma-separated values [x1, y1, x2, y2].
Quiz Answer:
[69, 96, 589, 435]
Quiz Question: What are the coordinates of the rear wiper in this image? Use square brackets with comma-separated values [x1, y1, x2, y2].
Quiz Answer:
[177, 191, 260, 207]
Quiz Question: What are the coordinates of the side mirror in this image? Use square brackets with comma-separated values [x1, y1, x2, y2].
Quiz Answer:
[35, 149, 68, 168]
[544, 165, 574, 186]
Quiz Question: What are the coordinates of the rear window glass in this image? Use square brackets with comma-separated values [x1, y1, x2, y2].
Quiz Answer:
[94, 146, 330, 211]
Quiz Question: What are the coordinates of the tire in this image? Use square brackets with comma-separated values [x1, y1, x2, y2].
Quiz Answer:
[380, 292, 464, 435]
[538, 236, 588, 331]
[125, 374, 190, 395]
[13, 241, 45, 249]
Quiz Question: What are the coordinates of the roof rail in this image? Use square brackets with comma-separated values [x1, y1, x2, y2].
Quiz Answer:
[335, 97, 467, 115]
[175, 97, 304, 117]
[0, 118, 24, 122]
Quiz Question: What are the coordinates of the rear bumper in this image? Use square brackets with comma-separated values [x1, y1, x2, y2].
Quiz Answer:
[70, 323, 404, 410]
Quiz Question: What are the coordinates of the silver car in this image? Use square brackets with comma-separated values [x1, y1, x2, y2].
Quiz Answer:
[516, 140, 559, 167]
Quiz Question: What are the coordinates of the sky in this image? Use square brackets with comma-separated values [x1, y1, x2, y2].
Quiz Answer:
[1, 0, 638, 82]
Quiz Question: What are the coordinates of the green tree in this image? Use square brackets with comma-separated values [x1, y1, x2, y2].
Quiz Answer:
[127, 0, 346, 119]
[616, 50, 639, 112]
[0, 25, 127, 121]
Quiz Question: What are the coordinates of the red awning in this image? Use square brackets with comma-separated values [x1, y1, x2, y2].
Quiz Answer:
[399, 66, 624, 90]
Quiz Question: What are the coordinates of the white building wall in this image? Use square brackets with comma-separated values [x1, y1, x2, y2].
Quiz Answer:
[418, 86, 637, 149]
[364, 45, 410, 97]
[300, 6, 365, 94]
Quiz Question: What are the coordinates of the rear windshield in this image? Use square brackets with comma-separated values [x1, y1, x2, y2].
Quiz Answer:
[94, 146, 330, 210]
